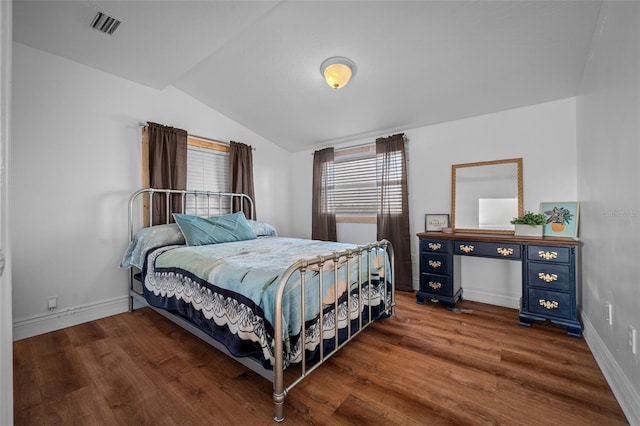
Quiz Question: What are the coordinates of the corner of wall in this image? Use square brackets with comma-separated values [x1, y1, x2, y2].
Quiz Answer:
[583, 313, 640, 425]
[12, 296, 129, 341]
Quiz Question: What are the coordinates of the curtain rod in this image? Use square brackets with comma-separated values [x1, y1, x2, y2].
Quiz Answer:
[337, 141, 375, 151]
[138, 122, 255, 150]
[313, 135, 408, 155]
[138, 122, 227, 145]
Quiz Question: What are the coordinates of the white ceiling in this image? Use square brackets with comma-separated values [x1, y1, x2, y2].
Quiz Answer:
[13, 0, 603, 152]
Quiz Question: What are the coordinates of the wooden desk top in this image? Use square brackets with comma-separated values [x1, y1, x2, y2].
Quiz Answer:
[416, 231, 580, 246]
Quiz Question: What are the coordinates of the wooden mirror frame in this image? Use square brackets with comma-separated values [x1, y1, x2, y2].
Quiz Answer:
[451, 158, 523, 234]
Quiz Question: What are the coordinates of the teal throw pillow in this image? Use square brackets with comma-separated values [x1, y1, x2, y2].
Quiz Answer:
[173, 212, 257, 246]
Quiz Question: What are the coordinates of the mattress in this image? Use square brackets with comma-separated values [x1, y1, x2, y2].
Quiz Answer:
[140, 237, 392, 369]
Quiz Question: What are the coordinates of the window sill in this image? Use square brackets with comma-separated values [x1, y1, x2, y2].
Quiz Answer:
[336, 216, 376, 224]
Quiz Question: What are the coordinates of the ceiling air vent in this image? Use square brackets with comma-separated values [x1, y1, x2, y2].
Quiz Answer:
[90, 12, 121, 35]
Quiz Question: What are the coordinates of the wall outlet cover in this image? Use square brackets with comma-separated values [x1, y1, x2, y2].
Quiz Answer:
[47, 296, 57, 310]
[628, 327, 638, 355]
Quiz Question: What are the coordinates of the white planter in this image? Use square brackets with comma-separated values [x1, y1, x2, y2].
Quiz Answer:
[514, 224, 543, 237]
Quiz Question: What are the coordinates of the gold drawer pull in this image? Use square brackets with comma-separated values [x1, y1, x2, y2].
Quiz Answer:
[538, 250, 558, 260]
[497, 247, 513, 256]
[428, 281, 442, 290]
[428, 242, 442, 251]
[538, 273, 558, 283]
[459, 244, 474, 253]
[428, 260, 442, 268]
[539, 299, 559, 310]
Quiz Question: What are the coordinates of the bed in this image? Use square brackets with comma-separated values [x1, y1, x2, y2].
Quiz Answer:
[120, 188, 395, 421]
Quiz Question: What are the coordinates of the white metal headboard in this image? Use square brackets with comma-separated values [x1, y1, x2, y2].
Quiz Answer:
[127, 188, 254, 240]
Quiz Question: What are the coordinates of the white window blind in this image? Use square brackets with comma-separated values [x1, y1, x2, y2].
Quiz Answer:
[329, 148, 405, 216]
[331, 154, 377, 215]
[377, 150, 404, 215]
[186, 144, 230, 215]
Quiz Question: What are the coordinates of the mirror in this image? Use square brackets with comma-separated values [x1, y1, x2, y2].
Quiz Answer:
[451, 158, 523, 234]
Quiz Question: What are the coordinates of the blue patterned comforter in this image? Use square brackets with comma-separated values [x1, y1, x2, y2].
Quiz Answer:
[143, 237, 392, 369]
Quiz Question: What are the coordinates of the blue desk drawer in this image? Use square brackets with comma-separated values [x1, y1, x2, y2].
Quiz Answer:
[528, 245, 571, 263]
[420, 253, 450, 275]
[527, 262, 571, 291]
[528, 288, 572, 319]
[419, 273, 451, 297]
[454, 240, 521, 260]
[420, 239, 450, 253]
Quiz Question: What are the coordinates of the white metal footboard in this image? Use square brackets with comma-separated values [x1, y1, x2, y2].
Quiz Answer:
[126, 189, 395, 422]
[271, 241, 395, 422]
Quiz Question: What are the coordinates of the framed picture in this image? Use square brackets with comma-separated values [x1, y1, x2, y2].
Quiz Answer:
[425, 214, 449, 231]
[540, 202, 579, 238]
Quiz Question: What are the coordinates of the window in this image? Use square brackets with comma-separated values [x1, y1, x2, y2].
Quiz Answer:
[185, 137, 230, 215]
[376, 149, 405, 215]
[141, 129, 230, 218]
[328, 144, 405, 223]
[331, 149, 376, 220]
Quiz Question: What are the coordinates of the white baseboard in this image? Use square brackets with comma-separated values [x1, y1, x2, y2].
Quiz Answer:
[13, 295, 130, 341]
[583, 313, 640, 425]
[461, 288, 520, 309]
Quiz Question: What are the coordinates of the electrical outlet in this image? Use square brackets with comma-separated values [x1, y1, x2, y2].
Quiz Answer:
[47, 296, 57, 311]
[605, 302, 613, 325]
[628, 327, 638, 355]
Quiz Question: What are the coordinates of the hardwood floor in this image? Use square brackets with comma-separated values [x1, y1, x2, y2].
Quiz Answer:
[14, 292, 628, 425]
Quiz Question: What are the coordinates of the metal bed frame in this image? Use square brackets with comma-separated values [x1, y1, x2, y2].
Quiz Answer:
[127, 188, 395, 422]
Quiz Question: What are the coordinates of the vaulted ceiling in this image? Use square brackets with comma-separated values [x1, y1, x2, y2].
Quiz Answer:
[13, 1, 602, 152]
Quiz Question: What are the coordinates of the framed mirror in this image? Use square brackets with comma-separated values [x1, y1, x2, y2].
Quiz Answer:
[451, 158, 523, 234]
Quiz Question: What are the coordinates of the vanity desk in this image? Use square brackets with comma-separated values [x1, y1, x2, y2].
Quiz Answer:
[416, 231, 582, 338]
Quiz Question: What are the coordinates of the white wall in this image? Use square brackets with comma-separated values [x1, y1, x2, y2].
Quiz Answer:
[0, 0, 13, 423]
[10, 42, 291, 339]
[9, 7, 639, 421]
[576, 2, 640, 423]
[291, 98, 578, 307]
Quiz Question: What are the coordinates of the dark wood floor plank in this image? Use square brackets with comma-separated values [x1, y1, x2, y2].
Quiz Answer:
[13, 291, 628, 425]
[12, 339, 41, 411]
[64, 320, 109, 348]
[316, 356, 467, 425]
[330, 393, 429, 426]
[326, 339, 505, 424]
[495, 376, 628, 426]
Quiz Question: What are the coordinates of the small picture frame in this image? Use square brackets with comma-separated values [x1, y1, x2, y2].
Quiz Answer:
[540, 201, 580, 238]
[425, 214, 450, 232]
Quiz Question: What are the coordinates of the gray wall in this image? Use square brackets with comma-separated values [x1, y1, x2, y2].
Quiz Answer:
[8, 2, 640, 422]
[577, 2, 640, 423]
[290, 97, 578, 308]
[10, 42, 291, 339]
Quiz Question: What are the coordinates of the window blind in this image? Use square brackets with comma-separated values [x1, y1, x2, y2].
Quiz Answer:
[186, 144, 230, 215]
[329, 149, 404, 215]
[377, 150, 404, 215]
[331, 155, 377, 214]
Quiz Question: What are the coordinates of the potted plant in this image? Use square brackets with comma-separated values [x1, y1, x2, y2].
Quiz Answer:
[511, 211, 546, 237]
[544, 206, 574, 232]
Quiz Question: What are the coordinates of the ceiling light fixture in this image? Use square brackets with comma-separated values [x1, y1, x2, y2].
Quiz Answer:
[320, 57, 356, 89]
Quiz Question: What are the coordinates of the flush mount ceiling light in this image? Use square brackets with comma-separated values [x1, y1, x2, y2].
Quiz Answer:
[320, 57, 356, 89]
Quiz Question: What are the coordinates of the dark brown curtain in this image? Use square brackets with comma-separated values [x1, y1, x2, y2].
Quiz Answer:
[376, 134, 413, 292]
[147, 122, 187, 224]
[229, 141, 256, 219]
[311, 147, 337, 241]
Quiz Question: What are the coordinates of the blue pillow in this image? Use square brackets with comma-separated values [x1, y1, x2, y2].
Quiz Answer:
[173, 212, 257, 246]
[247, 220, 278, 237]
[119, 223, 185, 269]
